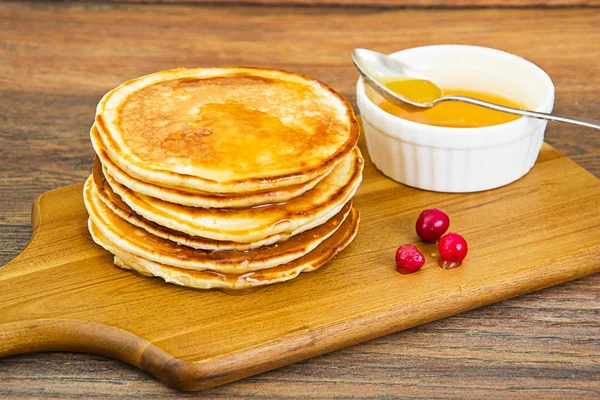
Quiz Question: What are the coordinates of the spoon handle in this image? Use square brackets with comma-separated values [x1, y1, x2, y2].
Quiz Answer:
[437, 95, 600, 130]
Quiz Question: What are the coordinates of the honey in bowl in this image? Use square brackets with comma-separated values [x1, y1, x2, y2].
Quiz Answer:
[370, 78, 524, 128]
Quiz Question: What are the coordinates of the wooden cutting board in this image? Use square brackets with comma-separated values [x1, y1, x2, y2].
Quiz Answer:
[1, 139, 599, 392]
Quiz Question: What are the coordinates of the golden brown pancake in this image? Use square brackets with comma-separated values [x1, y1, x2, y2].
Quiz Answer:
[88, 207, 360, 290]
[84, 175, 352, 273]
[90, 125, 329, 208]
[93, 167, 291, 251]
[94, 68, 359, 193]
[101, 147, 363, 243]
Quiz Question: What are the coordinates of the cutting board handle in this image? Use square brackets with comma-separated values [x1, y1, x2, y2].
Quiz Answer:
[0, 318, 188, 389]
[0, 186, 190, 391]
[0, 319, 145, 361]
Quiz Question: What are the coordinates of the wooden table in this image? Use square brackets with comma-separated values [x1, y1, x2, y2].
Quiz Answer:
[1, 1, 599, 398]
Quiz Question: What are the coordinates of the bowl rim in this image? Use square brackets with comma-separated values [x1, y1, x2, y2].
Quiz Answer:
[357, 44, 555, 145]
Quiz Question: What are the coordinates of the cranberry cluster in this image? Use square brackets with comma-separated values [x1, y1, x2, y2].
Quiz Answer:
[395, 208, 468, 274]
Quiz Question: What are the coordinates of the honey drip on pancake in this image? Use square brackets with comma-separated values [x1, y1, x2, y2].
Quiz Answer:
[151, 100, 312, 173]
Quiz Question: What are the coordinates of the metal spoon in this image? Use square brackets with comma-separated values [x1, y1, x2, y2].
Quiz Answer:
[352, 48, 600, 130]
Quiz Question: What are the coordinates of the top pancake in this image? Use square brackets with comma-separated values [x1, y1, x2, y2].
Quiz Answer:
[91, 126, 329, 208]
[95, 67, 359, 194]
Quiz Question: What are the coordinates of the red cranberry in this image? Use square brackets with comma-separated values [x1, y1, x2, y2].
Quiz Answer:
[437, 233, 468, 268]
[395, 244, 425, 274]
[416, 208, 450, 242]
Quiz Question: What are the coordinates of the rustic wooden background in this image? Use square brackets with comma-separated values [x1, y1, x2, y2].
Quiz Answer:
[1, 1, 599, 398]
[83, 0, 600, 7]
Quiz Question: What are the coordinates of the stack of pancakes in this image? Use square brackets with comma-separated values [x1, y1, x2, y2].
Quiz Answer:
[84, 68, 363, 290]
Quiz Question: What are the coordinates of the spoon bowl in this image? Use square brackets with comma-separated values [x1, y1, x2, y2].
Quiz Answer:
[351, 48, 437, 108]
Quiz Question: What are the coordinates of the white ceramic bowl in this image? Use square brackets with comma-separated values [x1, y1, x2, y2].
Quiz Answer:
[357, 45, 555, 193]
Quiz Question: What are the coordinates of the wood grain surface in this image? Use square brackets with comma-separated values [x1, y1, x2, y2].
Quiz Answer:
[1, 1, 599, 398]
[90, 0, 600, 7]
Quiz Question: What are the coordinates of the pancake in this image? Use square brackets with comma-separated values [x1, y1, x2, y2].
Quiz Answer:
[94, 164, 289, 251]
[94, 169, 288, 251]
[94, 67, 359, 193]
[84, 175, 352, 273]
[90, 125, 329, 208]
[102, 147, 363, 243]
[88, 207, 360, 290]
